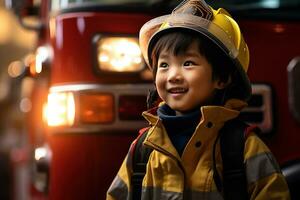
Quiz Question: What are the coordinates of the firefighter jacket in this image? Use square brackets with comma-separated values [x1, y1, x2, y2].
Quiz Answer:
[107, 99, 290, 200]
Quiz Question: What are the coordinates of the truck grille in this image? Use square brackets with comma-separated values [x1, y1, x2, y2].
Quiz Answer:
[240, 84, 273, 133]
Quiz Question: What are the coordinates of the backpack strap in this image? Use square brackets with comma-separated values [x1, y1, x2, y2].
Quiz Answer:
[220, 119, 249, 200]
[130, 127, 152, 200]
[213, 119, 261, 200]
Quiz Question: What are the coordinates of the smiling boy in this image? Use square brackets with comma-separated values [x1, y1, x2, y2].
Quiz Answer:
[155, 41, 223, 114]
[107, 0, 290, 199]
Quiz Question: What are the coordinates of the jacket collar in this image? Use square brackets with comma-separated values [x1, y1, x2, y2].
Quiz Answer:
[142, 99, 248, 159]
[200, 99, 247, 124]
[142, 99, 247, 125]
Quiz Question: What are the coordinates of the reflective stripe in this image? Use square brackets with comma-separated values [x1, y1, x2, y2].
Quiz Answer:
[126, 144, 134, 169]
[107, 175, 129, 200]
[142, 187, 183, 200]
[246, 152, 281, 184]
[141, 187, 223, 200]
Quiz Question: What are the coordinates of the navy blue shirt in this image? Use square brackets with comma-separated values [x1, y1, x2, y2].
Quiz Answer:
[157, 104, 201, 156]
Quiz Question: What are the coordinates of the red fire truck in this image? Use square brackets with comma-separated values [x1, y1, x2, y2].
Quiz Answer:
[6, 0, 300, 199]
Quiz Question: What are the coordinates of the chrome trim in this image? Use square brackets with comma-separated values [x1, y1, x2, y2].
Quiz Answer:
[49, 83, 274, 134]
[287, 57, 300, 123]
[242, 84, 273, 133]
[281, 160, 300, 182]
[33, 143, 52, 193]
[49, 83, 153, 134]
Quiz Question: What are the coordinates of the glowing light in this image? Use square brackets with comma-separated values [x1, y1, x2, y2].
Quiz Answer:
[35, 46, 51, 74]
[35, 147, 47, 161]
[99, 54, 109, 62]
[45, 92, 75, 126]
[79, 93, 114, 123]
[8, 61, 24, 77]
[261, 0, 279, 8]
[20, 98, 32, 113]
[49, 17, 56, 39]
[97, 37, 144, 72]
[274, 24, 285, 33]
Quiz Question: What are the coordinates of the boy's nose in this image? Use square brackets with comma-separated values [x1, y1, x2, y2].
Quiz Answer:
[168, 68, 183, 83]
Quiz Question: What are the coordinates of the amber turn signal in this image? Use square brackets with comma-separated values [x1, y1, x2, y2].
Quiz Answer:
[79, 93, 114, 124]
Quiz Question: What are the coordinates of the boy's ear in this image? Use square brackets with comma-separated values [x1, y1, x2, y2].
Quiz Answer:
[214, 76, 232, 89]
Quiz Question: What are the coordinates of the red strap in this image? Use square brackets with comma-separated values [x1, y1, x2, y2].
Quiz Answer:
[245, 125, 260, 138]
[139, 127, 149, 136]
[147, 106, 159, 115]
[129, 127, 150, 166]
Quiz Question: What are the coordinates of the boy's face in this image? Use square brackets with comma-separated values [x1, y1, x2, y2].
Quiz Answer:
[155, 42, 223, 113]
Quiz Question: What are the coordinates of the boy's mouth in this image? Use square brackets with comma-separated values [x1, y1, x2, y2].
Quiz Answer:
[167, 87, 188, 94]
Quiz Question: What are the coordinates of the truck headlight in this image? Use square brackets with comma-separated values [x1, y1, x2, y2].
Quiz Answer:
[43, 89, 115, 127]
[44, 92, 75, 126]
[95, 36, 144, 72]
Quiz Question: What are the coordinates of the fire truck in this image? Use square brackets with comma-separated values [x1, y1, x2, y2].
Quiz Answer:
[5, 0, 300, 199]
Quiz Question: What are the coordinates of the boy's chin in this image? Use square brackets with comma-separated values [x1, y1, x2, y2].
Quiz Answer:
[168, 104, 200, 114]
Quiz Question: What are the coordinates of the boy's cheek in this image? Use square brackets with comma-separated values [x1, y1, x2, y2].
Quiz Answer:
[154, 77, 165, 90]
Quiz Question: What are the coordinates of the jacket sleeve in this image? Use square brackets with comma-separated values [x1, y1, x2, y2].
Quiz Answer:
[244, 132, 291, 200]
[107, 145, 134, 200]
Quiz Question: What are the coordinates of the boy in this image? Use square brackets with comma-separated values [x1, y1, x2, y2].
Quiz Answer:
[107, 0, 290, 199]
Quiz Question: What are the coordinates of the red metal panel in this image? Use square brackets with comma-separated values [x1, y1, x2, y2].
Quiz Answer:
[50, 12, 154, 84]
[48, 134, 134, 199]
[241, 20, 300, 164]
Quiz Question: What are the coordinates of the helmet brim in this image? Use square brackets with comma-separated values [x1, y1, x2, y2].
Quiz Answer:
[139, 14, 252, 101]
[139, 14, 239, 68]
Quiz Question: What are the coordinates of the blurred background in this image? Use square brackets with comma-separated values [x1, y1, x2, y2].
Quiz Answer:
[0, 0, 36, 199]
[0, 0, 300, 199]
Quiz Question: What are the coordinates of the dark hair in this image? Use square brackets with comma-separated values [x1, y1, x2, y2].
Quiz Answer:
[148, 29, 243, 107]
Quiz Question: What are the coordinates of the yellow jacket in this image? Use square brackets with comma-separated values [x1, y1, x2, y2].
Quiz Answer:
[107, 99, 290, 200]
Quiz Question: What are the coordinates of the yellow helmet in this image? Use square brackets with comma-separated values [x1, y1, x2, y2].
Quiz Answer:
[139, 0, 251, 100]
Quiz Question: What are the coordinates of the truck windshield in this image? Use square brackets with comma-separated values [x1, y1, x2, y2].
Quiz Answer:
[51, 0, 300, 17]
[207, 0, 300, 19]
[51, 0, 179, 11]
[51, 0, 300, 9]
[207, 0, 300, 9]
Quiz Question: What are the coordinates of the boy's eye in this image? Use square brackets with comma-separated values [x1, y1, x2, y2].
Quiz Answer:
[183, 61, 195, 66]
[159, 62, 168, 68]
